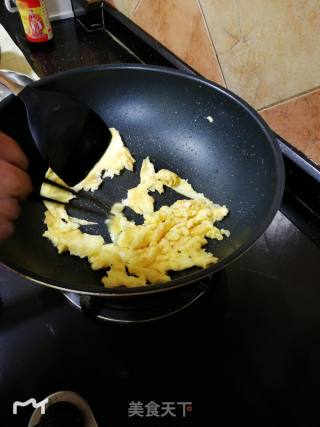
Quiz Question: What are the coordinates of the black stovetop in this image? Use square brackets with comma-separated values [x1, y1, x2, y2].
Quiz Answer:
[0, 4, 320, 427]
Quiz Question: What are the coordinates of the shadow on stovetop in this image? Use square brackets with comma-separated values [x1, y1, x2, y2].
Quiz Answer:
[0, 286, 67, 332]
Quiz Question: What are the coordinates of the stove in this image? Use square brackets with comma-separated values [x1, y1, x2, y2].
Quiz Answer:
[0, 3, 320, 427]
[63, 280, 211, 324]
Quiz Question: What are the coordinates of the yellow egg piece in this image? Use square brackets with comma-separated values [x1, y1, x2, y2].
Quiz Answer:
[41, 129, 229, 289]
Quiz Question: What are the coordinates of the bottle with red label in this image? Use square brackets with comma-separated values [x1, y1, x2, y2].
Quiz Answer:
[16, 0, 53, 44]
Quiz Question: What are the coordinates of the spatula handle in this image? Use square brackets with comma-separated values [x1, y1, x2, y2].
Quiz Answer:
[0, 71, 25, 95]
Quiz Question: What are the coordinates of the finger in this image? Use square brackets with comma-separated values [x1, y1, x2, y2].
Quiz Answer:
[0, 220, 14, 242]
[0, 131, 29, 170]
[0, 160, 33, 200]
[0, 198, 21, 221]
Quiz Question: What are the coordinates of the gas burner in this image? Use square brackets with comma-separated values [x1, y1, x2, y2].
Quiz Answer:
[63, 278, 217, 324]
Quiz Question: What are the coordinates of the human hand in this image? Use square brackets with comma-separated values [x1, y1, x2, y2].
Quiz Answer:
[0, 132, 32, 242]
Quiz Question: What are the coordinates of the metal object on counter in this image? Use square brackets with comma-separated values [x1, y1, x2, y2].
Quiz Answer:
[70, 0, 104, 32]
[27, 391, 98, 427]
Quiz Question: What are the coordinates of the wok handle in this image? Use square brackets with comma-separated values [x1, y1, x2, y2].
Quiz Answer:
[0, 70, 25, 95]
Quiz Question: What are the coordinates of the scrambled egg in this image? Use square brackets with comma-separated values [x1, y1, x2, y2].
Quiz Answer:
[41, 129, 229, 288]
[43, 128, 135, 194]
[123, 157, 226, 217]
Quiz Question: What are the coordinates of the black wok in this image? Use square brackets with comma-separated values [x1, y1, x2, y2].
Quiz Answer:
[0, 65, 284, 297]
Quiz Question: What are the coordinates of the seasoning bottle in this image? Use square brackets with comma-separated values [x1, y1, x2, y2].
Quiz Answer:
[16, 0, 53, 44]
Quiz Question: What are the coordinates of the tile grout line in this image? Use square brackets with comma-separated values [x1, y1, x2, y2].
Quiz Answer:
[197, 0, 227, 87]
[131, 0, 143, 17]
[258, 86, 320, 112]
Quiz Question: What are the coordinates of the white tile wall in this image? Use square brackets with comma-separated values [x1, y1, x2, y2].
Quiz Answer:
[45, 0, 74, 20]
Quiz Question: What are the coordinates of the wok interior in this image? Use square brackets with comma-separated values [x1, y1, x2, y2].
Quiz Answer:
[0, 67, 282, 295]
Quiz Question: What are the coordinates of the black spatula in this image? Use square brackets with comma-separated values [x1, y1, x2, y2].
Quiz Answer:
[0, 71, 111, 186]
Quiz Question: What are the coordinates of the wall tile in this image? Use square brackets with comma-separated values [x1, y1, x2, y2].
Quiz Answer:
[132, 0, 224, 84]
[200, 0, 320, 109]
[107, 0, 141, 17]
[260, 89, 320, 165]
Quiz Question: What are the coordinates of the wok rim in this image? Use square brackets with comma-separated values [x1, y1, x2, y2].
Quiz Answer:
[0, 64, 285, 297]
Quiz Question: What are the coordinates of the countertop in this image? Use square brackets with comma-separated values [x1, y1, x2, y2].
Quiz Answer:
[0, 3, 139, 78]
